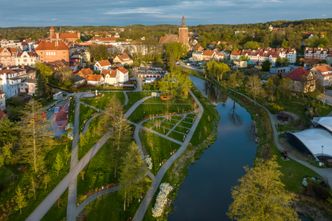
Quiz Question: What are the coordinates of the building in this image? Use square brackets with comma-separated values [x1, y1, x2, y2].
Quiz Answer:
[0, 48, 18, 66]
[86, 74, 104, 86]
[286, 67, 316, 93]
[19, 78, 36, 95]
[311, 64, 332, 86]
[304, 47, 331, 60]
[230, 48, 297, 66]
[15, 51, 39, 66]
[89, 36, 117, 45]
[113, 53, 133, 66]
[35, 40, 69, 63]
[0, 68, 24, 98]
[94, 60, 112, 71]
[102, 67, 129, 85]
[133, 66, 166, 79]
[49, 26, 80, 43]
[159, 16, 189, 48]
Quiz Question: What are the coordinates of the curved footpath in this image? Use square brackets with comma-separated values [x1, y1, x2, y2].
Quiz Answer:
[229, 89, 332, 188]
[26, 95, 153, 221]
[132, 91, 204, 221]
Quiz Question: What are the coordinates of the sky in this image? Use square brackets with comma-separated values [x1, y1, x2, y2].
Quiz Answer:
[0, 0, 331, 27]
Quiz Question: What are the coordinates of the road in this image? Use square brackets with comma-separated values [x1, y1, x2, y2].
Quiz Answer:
[132, 90, 204, 221]
[229, 89, 332, 188]
[26, 95, 153, 221]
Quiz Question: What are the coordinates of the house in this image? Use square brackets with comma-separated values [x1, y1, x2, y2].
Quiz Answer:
[89, 36, 117, 45]
[35, 40, 69, 62]
[94, 59, 112, 71]
[133, 66, 166, 79]
[86, 74, 104, 86]
[113, 53, 133, 66]
[0, 68, 23, 98]
[304, 47, 330, 60]
[311, 64, 332, 86]
[0, 48, 18, 66]
[20, 78, 36, 95]
[286, 67, 316, 93]
[77, 68, 94, 78]
[102, 67, 129, 85]
[15, 51, 39, 66]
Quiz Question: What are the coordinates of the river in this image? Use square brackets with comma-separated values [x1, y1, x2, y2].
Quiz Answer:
[168, 76, 257, 221]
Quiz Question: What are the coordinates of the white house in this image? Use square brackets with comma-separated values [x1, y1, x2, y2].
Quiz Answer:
[94, 59, 112, 71]
[113, 53, 133, 66]
[20, 79, 37, 95]
[15, 51, 39, 66]
[311, 64, 332, 86]
[86, 74, 104, 86]
[102, 67, 129, 85]
[0, 69, 22, 98]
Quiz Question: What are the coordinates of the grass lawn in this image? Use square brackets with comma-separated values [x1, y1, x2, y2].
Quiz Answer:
[77, 140, 118, 202]
[79, 104, 96, 132]
[81, 92, 125, 110]
[81, 191, 140, 221]
[168, 131, 186, 142]
[128, 97, 194, 123]
[140, 130, 180, 174]
[125, 91, 151, 111]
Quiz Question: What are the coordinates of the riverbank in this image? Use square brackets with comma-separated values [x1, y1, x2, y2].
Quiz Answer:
[142, 86, 219, 221]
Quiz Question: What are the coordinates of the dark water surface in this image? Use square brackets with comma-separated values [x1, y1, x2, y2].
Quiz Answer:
[168, 76, 257, 221]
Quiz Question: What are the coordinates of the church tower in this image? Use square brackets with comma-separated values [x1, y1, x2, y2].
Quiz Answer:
[178, 16, 189, 47]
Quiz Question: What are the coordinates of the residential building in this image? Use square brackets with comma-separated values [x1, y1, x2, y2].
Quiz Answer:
[286, 67, 316, 93]
[230, 48, 297, 66]
[15, 51, 39, 66]
[0, 68, 24, 98]
[0, 40, 22, 49]
[49, 26, 80, 43]
[133, 66, 166, 79]
[311, 64, 332, 86]
[0, 48, 18, 66]
[86, 74, 104, 86]
[304, 47, 331, 60]
[102, 66, 129, 85]
[35, 40, 69, 63]
[19, 78, 36, 95]
[94, 59, 112, 71]
[113, 53, 133, 66]
[89, 36, 117, 45]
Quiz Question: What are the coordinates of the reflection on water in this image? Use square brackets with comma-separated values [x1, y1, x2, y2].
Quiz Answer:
[169, 76, 257, 221]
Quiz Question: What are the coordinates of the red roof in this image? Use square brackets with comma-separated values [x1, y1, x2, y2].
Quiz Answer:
[102, 69, 116, 78]
[117, 66, 128, 74]
[86, 74, 103, 81]
[314, 65, 332, 73]
[203, 50, 214, 56]
[36, 40, 69, 50]
[59, 32, 79, 39]
[78, 68, 93, 77]
[287, 68, 310, 82]
[97, 59, 111, 67]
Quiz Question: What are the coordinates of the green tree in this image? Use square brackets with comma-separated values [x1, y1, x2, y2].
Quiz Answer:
[89, 45, 110, 61]
[228, 158, 299, 221]
[276, 58, 289, 67]
[246, 75, 264, 100]
[164, 42, 187, 70]
[15, 187, 27, 214]
[54, 153, 64, 176]
[206, 60, 230, 82]
[17, 100, 54, 174]
[281, 39, 289, 48]
[43, 174, 51, 190]
[243, 41, 260, 50]
[261, 60, 271, 72]
[119, 143, 149, 211]
[0, 117, 18, 146]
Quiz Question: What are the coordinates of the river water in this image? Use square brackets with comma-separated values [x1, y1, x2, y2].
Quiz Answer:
[168, 76, 257, 221]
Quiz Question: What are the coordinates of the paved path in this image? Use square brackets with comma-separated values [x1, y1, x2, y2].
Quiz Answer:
[123, 91, 129, 106]
[132, 90, 204, 221]
[26, 131, 113, 221]
[26, 95, 152, 221]
[80, 101, 101, 112]
[76, 186, 120, 217]
[229, 89, 332, 188]
[82, 113, 102, 134]
[166, 115, 187, 136]
[67, 94, 81, 221]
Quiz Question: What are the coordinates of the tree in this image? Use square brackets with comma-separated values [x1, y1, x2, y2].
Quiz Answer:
[0, 117, 18, 146]
[30, 175, 37, 199]
[246, 75, 264, 99]
[17, 100, 54, 174]
[54, 153, 64, 176]
[119, 143, 150, 211]
[89, 45, 110, 61]
[243, 41, 260, 50]
[281, 39, 289, 48]
[164, 42, 187, 70]
[43, 174, 51, 190]
[228, 158, 299, 221]
[15, 187, 27, 214]
[206, 60, 230, 82]
[261, 60, 271, 72]
[276, 58, 289, 67]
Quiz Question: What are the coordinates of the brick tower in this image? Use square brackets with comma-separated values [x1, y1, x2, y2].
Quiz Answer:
[178, 16, 189, 47]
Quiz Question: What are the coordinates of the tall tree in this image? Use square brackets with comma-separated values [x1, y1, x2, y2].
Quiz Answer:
[228, 158, 299, 221]
[17, 100, 54, 174]
[89, 45, 110, 61]
[54, 153, 64, 176]
[119, 143, 149, 211]
[246, 75, 264, 100]
[15, 187, 27, 214]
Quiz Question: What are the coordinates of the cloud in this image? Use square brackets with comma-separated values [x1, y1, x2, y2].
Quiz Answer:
[105, 7, 163, 15]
